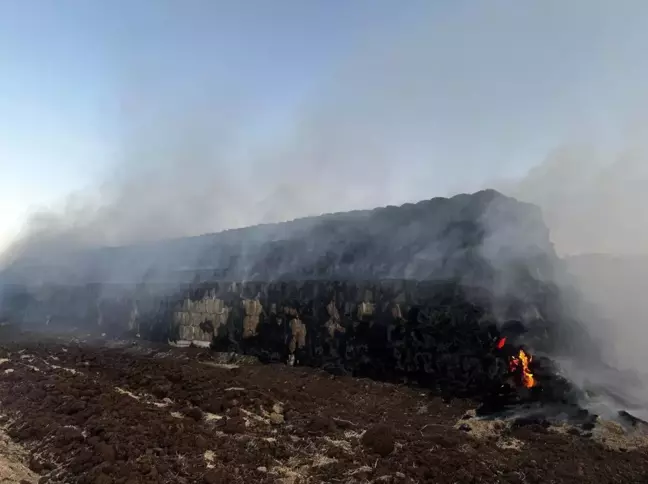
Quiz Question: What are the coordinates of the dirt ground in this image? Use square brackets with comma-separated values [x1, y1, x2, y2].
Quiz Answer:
[0, 425, 38, 483]
[0, 336, 647, 483]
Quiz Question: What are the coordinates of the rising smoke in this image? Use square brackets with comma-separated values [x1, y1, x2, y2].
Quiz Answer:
[496, 140, 648, 420]
[5, 1, 648, 263]
[2, 0, 648, 416]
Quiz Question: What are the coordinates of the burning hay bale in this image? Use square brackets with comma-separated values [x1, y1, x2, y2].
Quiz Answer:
[0, 190, 604, 412]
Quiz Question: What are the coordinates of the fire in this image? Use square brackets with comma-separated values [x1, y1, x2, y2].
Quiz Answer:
[494, 337, 536, 389]
[509, 349, 535, 388]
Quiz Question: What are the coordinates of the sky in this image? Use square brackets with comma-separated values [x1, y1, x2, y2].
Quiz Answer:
[1, 0, 648, 254]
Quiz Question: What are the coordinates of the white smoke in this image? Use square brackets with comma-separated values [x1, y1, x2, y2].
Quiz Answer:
[492, 139, 648, 420]
[2, 0, 648, 417]
[9, 0, 648, 267]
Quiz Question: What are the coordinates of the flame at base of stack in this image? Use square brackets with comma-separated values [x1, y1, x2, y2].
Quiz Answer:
[510, 348, 535, 389]
[496, 337, 536, 389]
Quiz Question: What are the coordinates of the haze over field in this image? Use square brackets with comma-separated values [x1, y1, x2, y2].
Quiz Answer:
[1, 0, 648, 417]
[1, 0, 647, 259]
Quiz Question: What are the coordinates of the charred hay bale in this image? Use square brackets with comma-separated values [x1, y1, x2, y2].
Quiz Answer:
[201, 280, 520, 396]
[1, 189, 594, 402]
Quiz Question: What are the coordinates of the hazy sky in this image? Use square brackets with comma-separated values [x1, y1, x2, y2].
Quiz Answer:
[1, 0, 648, 253]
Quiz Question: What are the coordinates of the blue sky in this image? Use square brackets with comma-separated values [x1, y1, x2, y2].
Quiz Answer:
[1, 0, 648, 252]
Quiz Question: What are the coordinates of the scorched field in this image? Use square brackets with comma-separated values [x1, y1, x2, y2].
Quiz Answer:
[0, 330, 646, 484]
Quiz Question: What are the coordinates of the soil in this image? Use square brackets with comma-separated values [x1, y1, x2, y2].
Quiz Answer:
[0, 426, 38, 483]
[0, 333, 647, 483]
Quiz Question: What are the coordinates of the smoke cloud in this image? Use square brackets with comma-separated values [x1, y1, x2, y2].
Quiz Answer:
[491, 139, 648, 420]
[5, 0, 641, 264]
[498, 139, 648, 256]
[2, 0, 648, 417]
[5, 1, 648, 263]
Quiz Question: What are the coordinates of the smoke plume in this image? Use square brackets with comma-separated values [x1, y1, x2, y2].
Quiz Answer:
[2, 0, 648, 416]
[491, 139, 648, 419]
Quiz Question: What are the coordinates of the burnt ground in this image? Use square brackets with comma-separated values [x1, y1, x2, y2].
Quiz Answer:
[0, 334, 646, 483]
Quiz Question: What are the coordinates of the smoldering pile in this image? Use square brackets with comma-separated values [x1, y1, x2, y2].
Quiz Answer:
[0, 189, 627, 422]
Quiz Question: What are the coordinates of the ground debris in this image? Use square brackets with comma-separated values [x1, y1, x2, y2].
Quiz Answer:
[0, 341, 645, 483]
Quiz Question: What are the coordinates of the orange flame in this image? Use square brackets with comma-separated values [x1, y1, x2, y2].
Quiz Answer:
[496, 337, 506, 349]
[509, 349, 535, 388]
